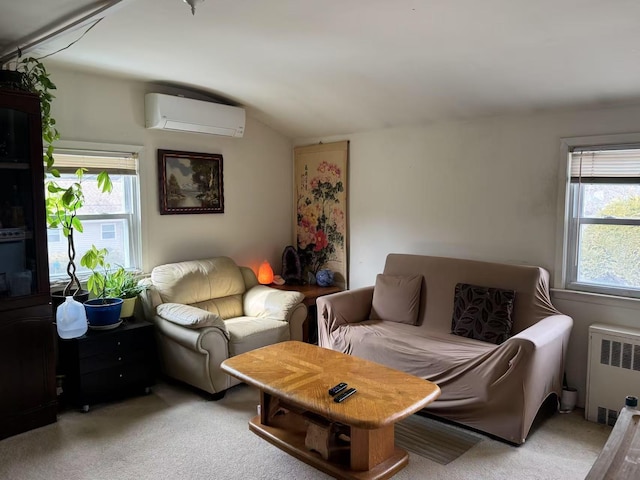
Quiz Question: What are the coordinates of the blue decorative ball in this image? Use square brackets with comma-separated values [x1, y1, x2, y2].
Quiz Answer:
[316, 269, 334, 287]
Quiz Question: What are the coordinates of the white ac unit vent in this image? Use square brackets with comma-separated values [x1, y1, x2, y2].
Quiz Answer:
[145, 93, 245, 137]
[586, 323, 640, 425]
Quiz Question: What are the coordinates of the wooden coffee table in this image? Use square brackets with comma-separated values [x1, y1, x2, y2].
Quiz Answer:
[221, 341, 440, 480]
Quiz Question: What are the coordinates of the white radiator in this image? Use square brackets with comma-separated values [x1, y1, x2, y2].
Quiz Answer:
[586, 323, 640, 425]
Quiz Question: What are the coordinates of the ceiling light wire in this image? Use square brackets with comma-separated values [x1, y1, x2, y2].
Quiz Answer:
[1, 18, 102, 70]
[0, 0, 131, 66]
[35, 18, 103, 61]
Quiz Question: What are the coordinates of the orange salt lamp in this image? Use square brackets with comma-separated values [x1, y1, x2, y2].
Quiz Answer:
[258, 261, 274, 284]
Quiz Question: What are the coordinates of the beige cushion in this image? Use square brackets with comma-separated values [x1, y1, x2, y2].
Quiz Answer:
[370, 274, 422, 325]
[193, 295, 244, 320]
[243, 285, 304, 321]
[156, 303, 228, 335]
[151, 257, 246, 307]
[225, 317, 290, 356]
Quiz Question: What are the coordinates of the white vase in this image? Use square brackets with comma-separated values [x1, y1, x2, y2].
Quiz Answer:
[559, 387, 578, 413]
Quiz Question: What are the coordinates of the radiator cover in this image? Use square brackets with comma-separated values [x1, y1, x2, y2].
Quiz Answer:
[586, 323, 640, 425]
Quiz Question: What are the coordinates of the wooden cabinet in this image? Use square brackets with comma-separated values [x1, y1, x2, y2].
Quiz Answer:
[58, 320, 156, 411]
[0, 89, 56, 440]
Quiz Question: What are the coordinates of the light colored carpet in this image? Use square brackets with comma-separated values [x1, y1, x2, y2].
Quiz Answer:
[0, 382, 613, 480]
[395, 413, 483, 465]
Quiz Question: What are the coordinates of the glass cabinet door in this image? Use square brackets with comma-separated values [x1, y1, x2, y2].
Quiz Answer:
[0, 90, 48, 300]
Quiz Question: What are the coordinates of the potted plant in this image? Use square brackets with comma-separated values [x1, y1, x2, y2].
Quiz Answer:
[46, 167, 112, 304]
[559, 372, 578, 413]
[105, 267, 147, 318]
[80, 245, 123, 328]
[8, 57, 113, 305]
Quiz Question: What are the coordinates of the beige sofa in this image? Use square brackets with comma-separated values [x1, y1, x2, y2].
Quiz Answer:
[316, 253, 572, 444]
[139, 257, 307, 398]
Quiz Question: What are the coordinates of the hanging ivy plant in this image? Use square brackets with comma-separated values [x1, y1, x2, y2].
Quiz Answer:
[6, 57, 59, 171]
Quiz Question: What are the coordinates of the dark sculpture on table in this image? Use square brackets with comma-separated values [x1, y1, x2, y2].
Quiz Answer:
[281, 245, 303, 285]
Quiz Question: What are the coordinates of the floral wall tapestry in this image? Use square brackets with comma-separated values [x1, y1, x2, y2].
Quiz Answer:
[294, 141, 349, 288]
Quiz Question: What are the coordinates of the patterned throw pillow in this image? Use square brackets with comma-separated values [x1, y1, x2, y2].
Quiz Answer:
[451, 283, 516, 345]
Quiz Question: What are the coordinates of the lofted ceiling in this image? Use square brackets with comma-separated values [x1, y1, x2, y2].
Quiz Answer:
[2, 0, 640, 138]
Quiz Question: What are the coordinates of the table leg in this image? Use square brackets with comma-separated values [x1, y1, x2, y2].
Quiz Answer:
[350, 424, 395, 471]
[260, 391, 278, 426]
[302, 317, 309, 343]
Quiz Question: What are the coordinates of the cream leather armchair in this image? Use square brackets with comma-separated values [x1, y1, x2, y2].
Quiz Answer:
[139, 257, 307, 398]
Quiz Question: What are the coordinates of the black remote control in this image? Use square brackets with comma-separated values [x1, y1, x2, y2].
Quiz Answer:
[334, 387, 357, 403]
[328, 382, 348, 396]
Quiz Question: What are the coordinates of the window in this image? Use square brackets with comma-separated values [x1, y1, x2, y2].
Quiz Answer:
[101, 223, 116, 240]
[46, 147, 142, 280]
[47, 229, 61, 243]
[564, 145, 640, 298]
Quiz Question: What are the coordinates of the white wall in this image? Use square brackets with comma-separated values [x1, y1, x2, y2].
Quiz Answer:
[297, 103, 640, 406]
[48, 66, 294, 275]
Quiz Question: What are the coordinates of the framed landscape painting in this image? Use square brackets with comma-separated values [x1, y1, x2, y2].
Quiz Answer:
[158, 149, 224, 215]
[294, 140, 349, 288]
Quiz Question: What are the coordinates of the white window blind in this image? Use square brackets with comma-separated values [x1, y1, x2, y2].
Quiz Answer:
[570, 148, 640, 181]
[52, 150, 138, 175]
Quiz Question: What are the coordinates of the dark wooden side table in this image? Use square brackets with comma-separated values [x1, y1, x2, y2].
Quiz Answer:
[271, 284, 343, 343]
[58, 319, 156, 412]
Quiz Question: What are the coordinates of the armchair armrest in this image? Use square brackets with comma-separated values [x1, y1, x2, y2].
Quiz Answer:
[502, 313, 573, 437]
[497, 314, 573, 376]
[138, 278, 162, 321]
[156, 303, 228, 337]
[316, 287, 374, 348]
[510, 314, 573, 347]
[317, 287, 374, 327]
[154, 315, 228, 353]
[243, 285, 305, 322]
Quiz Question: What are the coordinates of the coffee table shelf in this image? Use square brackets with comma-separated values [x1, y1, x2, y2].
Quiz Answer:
[250, 413, 408, 480]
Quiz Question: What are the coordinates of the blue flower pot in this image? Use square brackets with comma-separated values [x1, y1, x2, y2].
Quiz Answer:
[84, 298, 124, 327]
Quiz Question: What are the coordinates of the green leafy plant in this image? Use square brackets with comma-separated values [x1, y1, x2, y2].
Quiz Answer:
[105, 267, 147, 299]
[15, 57, 113, 296]
[80, 245, 112, 301]
[80, 247, 146, 302]
[14, 57, 58, 169]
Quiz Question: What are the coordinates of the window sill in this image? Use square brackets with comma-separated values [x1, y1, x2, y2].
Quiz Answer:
[49, 270, 149, 293]
[551, 288, 640, 311]
[50, 273, 89, 288]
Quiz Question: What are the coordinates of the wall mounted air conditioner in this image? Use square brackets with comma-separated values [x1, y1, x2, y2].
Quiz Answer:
[145, 93, 245, 137]
[586, 323, 640, 425]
